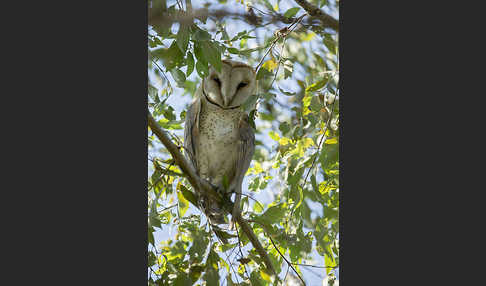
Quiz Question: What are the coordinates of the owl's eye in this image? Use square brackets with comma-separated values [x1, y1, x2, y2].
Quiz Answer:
[237, 82, 248, 90]
[213, 77, 221, 86]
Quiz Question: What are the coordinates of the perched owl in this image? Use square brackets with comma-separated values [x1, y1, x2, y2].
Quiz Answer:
[184, 60, 256, 225]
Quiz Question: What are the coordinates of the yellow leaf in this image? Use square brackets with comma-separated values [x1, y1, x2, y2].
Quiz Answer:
[262, 59, 278, 72]
[273, 3, 279, 12]
[279, 137, 291, 145]
[269, 131, 280, 141]
[302, 138, 314, 148]
[260, 270, 272, 282]
[319, 182, 336, 195]
[301, 31, 316, 42]
[325, 137, 338, 144]
[253, 162, 263, 174]
[302, 94, 312, 115]
[247, 162, 264, 175]
[272, 161, 280, 169]
[168, 176, 175, 184]
[177, 191, 189, 216]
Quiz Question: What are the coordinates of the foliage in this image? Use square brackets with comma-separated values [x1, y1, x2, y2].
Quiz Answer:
[148, 0, 339, 285]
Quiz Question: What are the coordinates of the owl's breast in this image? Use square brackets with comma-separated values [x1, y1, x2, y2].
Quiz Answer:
[195, 102, 243, 187]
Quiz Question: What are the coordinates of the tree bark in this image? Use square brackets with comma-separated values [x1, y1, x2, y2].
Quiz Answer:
[294, 0, 338, 31]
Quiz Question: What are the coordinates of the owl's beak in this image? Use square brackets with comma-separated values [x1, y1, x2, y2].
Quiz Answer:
[221, 94, 228, 107]
[221, 88, 230, 107]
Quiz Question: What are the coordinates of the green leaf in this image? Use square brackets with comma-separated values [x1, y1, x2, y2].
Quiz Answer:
[279, 122, 290, 135]
[290, 185, 303, 210]
[259, 203, 285, 224]
[196, 60, 209, 78]
[173, 272, 192, 286]
[192, 28, 211, 41]
[253, 201, 264, 213]
[152, 41, 184, 70]
[278, 87, 296, 97]
[188, 233, 208, 263]
[310, 95, 322, 113]
[213, 227, 236, 244]
[241, 93, 259, 113]
[250, 270, 264, 286]
[227, 47, 239, 54]
[256, 66, 273, 80]
[179, 184, 197, 207]
[176, 24, 190, 54]
[319, 143, 339, 170]
[306, 77, 328, 92]
[186, 51, 194, 77]
[189, 265, 205, 283]
[170, 68, 186, 87]
[148, 84, 158, 102]
[148, 251, 156, 266]
[203, 41, 222, 72]
[193, 42, 206, 64]
[148, 226, 155, 246]
[248, 176, 260, 192]
[203, 268, 219, 286]
[324, 34, 337, 54]
[283, 7, 300, 18]
[163, 105, 176, 121]
[288, 166, 305, 186]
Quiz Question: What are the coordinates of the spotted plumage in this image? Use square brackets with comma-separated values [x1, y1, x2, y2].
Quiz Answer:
[184, 60, 256, 225]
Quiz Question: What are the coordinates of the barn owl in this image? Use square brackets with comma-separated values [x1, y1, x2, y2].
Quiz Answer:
[184, 60, 256, 225]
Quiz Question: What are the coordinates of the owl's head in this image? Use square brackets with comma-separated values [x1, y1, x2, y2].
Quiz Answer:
[202, 60, 257, 109]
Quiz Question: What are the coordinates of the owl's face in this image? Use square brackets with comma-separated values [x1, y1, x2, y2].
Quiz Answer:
[202, 60, 256, 109]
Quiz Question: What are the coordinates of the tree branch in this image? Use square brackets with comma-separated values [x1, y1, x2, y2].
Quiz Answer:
[293, 0, 338, 31]
[148, 7, 337, 32]
[147, 112, 277, 277]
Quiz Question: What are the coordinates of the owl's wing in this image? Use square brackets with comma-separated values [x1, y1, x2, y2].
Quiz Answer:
[230, 114, 256, 221]
[184, 95, 201, 171]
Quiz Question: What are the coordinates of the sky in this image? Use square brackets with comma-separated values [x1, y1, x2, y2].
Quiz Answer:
[148, 0, 339, 284]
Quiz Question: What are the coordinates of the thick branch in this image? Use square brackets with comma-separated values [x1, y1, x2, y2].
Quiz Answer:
[148, 7, 337, 32]
[234, 212, 277, 278]
[148, 112, 277, 276]
[293, 0, 338, 31]
[148, 112, 219, 202]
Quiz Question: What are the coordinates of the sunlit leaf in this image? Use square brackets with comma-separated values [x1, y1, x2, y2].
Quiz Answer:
[177, 190, 189, 217]
[284, 7, 300, 18]
[262, 58, 278, 72]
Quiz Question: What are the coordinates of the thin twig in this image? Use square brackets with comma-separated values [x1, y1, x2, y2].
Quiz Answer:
[268, 234, 306, 285]
[292, 263, 338, 269]
[255, 37, 279, 73]
[235, 223, 251, 280]
[301, 89, 338, 189]
[248, 219, 306, 285]
[209, 223, 241, 284]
